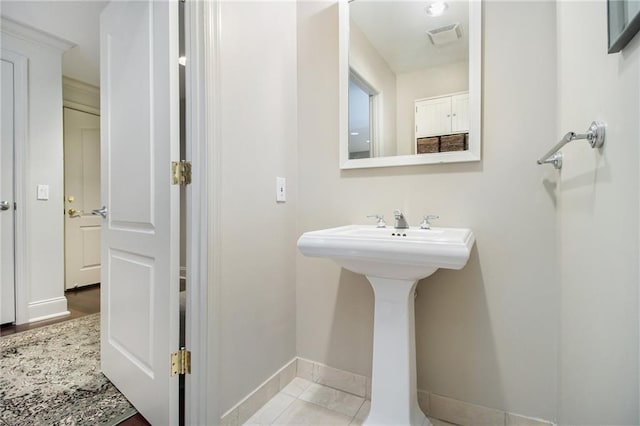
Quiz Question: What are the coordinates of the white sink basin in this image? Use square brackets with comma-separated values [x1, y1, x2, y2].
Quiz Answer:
[297, 225, 475, 280]
[297, 224, 475, 426]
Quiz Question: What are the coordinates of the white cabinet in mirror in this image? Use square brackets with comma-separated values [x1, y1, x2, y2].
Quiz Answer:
[339, 0, 482, 169]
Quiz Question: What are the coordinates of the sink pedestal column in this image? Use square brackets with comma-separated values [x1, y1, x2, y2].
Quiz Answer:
[364, 276, 430, 426]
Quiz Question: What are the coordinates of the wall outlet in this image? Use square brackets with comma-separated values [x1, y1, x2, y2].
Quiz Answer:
[37, 184, 49, 201]
[276, 177, 286, 202]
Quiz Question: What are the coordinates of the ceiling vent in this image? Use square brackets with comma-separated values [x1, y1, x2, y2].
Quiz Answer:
[426, 23, 462, 46]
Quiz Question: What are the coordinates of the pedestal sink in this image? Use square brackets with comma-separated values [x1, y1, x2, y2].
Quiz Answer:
[297, 225, 475, 426]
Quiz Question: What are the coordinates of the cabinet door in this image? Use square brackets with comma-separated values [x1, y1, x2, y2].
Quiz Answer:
[451, 93, 469, 133]
[415, 97, 452, 138]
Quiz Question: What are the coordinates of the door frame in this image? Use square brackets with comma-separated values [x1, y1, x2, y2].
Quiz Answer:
[62, 105, 101, 291]
[184, 0, 219, 423]
[61, 81, 101, 292]
[1, 49, 28, 325]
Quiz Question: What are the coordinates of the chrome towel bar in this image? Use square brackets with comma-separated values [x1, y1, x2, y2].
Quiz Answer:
[537, 121, 606, 170]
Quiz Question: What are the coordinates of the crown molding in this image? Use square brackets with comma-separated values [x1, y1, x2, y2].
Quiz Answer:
[1, 17, 75, 52]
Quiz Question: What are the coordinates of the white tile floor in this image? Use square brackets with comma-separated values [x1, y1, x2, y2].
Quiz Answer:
[243, 377, 456, 426]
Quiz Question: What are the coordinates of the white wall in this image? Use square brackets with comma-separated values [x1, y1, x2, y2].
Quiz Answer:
[1, 1, 106, 87]
[556, 2, 639, 424]
[217, 1, 298, 414]
[297, 1, 559, 421]
[349, 21, 397, 157]
[1, 24, 69, 322]
[396, 61, 468, 155]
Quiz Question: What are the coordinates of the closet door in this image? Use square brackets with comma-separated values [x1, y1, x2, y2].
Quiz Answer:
[99, 1, 180, 424]
[0, 58, 15, 325]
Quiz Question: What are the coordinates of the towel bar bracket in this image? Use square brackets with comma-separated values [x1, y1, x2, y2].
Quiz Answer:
[586, 120, 605, 149]
[537, 121, 606, 169]
[542, 152, 563, 170]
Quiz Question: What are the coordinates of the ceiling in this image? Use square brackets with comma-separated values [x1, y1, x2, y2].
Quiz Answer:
[1, 1, 107, 87]
[350, 0, 469, 74]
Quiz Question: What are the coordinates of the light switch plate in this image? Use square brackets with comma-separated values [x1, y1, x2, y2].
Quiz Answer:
[276, 177, 286, 202]
[37, 184, 49, 201]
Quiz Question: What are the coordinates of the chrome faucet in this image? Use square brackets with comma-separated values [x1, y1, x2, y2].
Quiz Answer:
[367, 214, 387, 228]
[393, 209, 409, 229]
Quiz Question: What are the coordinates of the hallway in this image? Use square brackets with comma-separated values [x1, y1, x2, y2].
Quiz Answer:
[1, 285, 100, 336]
[1, 286, 150, 425]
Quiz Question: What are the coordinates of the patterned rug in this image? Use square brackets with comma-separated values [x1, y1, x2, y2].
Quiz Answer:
[0, 314, 137, 425]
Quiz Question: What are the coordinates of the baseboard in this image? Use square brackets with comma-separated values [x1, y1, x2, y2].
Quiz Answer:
[27, 296, 69, 323]
[294, 357, 555, 426]
[219, 356, 555, 426]
[220, 358, 297, 426]
[296, 357, 370, 398]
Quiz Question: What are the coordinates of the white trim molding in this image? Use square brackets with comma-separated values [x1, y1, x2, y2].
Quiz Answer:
[27, 296, 70, 323]
[62, 76, 100, 114]
[220, 359, 297, 426]
[0, 48, 29, 325]
[222, 358, 556, 426]
[183, 0, 219, 424]
[203, 0, 224, 423]
[0, 17, 75, 52]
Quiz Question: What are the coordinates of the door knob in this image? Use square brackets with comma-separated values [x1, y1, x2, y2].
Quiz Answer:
[92, 206, 108, 219]
[68, 208, 81, 218]
[0, 201, 10, 211]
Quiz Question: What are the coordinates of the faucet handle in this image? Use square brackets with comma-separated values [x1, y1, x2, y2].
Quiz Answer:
[367, 214, 386, 228]
[420, 215, 439, 230]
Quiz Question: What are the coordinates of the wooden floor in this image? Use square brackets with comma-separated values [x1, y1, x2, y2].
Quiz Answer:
[0, 285, 151, 425]
[118, 413, 151, 425]
[1, 284, 101, 336]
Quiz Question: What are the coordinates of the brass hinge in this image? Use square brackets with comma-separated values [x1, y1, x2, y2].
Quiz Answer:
[171, 161, 192, 186]
[171, 348, 191, 376]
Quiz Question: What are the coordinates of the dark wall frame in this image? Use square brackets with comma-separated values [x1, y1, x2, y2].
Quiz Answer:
[608, 0, 640, 53]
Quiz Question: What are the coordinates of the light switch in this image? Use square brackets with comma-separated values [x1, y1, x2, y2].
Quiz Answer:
[276, 177, 286, 202]
[37, 184, 49, 201]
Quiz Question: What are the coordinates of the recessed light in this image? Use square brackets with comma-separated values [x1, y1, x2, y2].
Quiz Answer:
[425, 1, 448, 17]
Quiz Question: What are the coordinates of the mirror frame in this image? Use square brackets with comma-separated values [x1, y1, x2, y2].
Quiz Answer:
[339, 0, 482, 169]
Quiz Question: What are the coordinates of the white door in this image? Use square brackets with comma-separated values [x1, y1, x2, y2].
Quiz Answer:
[415, 96, 452, 138]
[451, 93, 469, 133]
[1, 58, 16, 325]
[100, 1, 180, 424]
[64, 107, 101, 290]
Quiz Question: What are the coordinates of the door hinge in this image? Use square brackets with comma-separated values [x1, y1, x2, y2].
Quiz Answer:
[171, 161, 192, 186]
[171, 348, 191, 376]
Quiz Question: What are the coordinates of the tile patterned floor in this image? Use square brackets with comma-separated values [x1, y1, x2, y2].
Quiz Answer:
[243, 377, 456, 426]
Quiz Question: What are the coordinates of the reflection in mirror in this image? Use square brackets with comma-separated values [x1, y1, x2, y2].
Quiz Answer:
[349, 71, 377, 159]
[339, 0, 481, 169]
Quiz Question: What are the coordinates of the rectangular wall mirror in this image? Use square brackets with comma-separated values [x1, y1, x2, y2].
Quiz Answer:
[339, 0, 482, 169]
